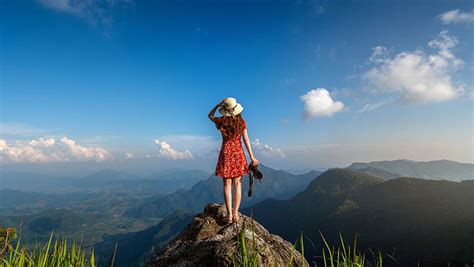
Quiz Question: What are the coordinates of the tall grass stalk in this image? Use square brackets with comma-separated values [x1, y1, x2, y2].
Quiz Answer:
[319, 231, 382, 267]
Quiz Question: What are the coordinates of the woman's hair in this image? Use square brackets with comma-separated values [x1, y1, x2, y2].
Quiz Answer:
[216, 114, 245, 139]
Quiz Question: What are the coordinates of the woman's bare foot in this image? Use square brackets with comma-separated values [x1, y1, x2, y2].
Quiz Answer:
[225, 213, 233, 224]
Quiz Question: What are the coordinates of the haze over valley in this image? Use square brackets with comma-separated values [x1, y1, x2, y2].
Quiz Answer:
[1, 159, 473, 265]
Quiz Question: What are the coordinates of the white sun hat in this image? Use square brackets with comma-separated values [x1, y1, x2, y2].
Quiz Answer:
[218, 97, 244, 117]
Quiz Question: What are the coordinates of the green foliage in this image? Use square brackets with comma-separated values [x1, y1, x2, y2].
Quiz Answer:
[232, 223, 381, 267]
[0, 227, 17, 258]
[0, 228, 96, 267]
[233, 219, 261, 267]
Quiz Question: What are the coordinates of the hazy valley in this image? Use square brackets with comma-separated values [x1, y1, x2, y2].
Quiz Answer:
[1, 159, 473, 266]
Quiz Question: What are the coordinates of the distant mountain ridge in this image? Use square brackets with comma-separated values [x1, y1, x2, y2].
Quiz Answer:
[347, 159, 473, 181]
[347, 166, 400, 180]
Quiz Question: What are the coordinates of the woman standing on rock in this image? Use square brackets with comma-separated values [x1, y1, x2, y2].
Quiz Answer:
[208, 97, 259, 223]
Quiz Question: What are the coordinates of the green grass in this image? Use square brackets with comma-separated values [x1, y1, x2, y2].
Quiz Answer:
[3, 225, 383, 267]
[0, 227, 96, 267]
[232, 218, 261, 267]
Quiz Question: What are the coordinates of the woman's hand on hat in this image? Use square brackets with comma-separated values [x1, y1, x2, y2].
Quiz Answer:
[219, 98, 226, 107]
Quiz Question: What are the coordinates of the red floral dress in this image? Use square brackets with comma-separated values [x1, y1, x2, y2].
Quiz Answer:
[213, 117, 249, 179]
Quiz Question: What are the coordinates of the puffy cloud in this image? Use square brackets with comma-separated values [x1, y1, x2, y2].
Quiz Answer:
[0, 139, 50, 162]
[60, 137, 111, 161]
[363, 30, 464, 103]
[0, 137, 111, 163]
[300, 88, 344, 119]
[29, 137, 55, 147]
[251, 139, 285, 158]
[438, 9, 474, 24]
[154, 139, 194, 160]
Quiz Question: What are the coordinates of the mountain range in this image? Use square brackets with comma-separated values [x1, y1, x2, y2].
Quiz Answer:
[124, 165, 321, 218]
[2, 159, 473, 266]
[243, 168, 474, 266]
[96, 160, 474, 266]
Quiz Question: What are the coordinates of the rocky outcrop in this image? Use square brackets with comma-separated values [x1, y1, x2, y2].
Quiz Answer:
[148, 203, 308, 267]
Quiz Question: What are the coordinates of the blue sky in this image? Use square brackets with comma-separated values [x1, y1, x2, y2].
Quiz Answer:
[1, 0, 473, 172]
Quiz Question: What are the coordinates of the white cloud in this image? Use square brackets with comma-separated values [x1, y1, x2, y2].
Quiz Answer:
[300, 88, 344, 119]
[29, 137, 56, 147]
[251, 139, 285, 158]
[368, 46, 389, 63]
[438, 9, 474, 24]
[60, 137, 111, 161]
[363, 30, 464, 103]
[0, 137, 111, 163]
[37, 0, 84, 16]
[37, 0, 134, 27]
[120, 135, 215, 160]
[154, 139, 194, 160]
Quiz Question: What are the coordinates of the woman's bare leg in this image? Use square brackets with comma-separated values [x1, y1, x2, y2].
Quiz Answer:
[223, 178, 233, 220]
[232, 176, 242, 217]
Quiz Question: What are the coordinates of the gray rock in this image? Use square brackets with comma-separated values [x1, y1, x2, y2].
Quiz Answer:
[148, 203, 309, 267]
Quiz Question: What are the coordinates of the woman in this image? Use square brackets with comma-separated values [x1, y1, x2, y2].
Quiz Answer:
[208, 97, 259, 223]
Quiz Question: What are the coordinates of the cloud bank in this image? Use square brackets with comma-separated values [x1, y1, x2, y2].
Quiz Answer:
[363, 30, 464, 103]
[300, 88, 344, 119]
[0, 137, 111, 163]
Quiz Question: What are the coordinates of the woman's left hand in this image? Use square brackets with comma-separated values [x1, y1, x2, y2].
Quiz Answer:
[251, 157, 259, 166]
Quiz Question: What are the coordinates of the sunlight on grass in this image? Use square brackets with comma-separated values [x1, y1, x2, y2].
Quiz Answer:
[232, 222, 383, 267]
[0, 227, 95, 267]
[2, 226, 385, 267]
